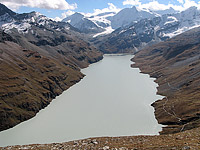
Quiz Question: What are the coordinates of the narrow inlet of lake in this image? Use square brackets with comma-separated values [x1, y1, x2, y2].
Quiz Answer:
[0, 55, 163, 147]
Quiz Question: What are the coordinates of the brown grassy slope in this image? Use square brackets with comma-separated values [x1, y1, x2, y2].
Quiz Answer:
[132, 27, 200, 134]
[0, 30, 103, 132]
[1, 126, 200, 150]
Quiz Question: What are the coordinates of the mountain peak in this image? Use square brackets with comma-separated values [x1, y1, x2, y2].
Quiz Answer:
[185, 6, 197, 12]
[0, 3, 16, 16]
[131, 6, 138, 11]
[62, 12, 84, 22]
[72, 12, 84, 18]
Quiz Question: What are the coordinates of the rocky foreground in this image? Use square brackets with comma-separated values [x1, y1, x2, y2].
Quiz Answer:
[1, 127, 200, 150]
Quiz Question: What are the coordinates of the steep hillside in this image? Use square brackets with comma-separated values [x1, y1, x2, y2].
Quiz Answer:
[0, 3, 103, 131]
[0, 28, 102, 131]
[132, 27, 200, 134]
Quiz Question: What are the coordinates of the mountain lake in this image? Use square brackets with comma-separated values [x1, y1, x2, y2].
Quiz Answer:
[0, 54, 164, 147]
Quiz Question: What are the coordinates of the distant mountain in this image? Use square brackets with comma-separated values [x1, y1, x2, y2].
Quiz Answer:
[108, 6, 157, 29]
[62, 11, 116, 36]
[62, 12, 105, 34]
[94, 6, 200, 53]
[62, 6, 180, 37]
[153, 7, 178, 15]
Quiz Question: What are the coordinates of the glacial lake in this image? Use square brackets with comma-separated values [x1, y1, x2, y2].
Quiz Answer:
[0, 55, 163, 147]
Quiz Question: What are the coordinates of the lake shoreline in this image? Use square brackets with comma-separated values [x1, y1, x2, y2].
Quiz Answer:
[0, 53, 103, 132]
[1, 126, 200, 149]
[0, 54, 163, 147]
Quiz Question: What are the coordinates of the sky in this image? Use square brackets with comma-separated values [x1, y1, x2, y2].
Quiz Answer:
[0, 0, 200, 21]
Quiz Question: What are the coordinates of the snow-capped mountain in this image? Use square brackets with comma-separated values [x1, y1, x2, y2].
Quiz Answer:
[108, 6, 158, 29]
[87, 12, 116, 37]
[62, 12, 105, 34]
[62, 6, 179, 37]
[0, 3, 16, 26]
[62, 11, 117, 36]
[94, 6, 200, 53]
[153, 7, 178, 16]
[1, 2, 200, 55]
[0, 4, 78, 35]
[159, 6, 200, 38]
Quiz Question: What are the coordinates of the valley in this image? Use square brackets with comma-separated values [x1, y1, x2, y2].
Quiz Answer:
[0, 1, 200, 149]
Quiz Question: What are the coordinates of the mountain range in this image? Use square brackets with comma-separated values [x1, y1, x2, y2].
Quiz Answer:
[62, 6, 179, 37]
[92, 6, 200, 53]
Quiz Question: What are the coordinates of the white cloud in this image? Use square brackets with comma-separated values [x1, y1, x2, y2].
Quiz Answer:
[123, 0, 141, 6]
[139, 1, 170, 11]
[122, 0, 200, 11]
[183, 0, 199, 9]
[54, 10, 75, 21]
[0, 0, 77, 11]
[55, 3, 121, 21]
[91, 3, 121, 16]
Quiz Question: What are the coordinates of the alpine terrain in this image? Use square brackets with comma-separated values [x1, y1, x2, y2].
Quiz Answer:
[0, 1, 200, 149]
[0, 3, 102, 131]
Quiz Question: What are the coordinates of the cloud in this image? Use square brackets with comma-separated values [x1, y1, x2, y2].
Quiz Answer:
[122, 0, 200, 11]
[54, 3, 121, 21]
[183, 0, 199, 9]
[0, 0, 77, 11]
[61, 10, 75, 18]
[123, 0, 141, 6]
[91, 3, 121, 16]
[139, 1, 171, 11]
[54, 10, 75, 21]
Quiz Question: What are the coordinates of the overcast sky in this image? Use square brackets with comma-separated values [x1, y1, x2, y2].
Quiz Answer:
[0, 0, 200, 20]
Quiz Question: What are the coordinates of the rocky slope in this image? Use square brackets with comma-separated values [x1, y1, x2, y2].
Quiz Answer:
[132, 27, 200, 134]
[0, 4, 103, 131]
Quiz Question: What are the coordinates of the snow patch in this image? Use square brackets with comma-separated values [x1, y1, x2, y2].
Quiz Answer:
[164, 16, 178, 25]
[163, 25, 200, 38]
[119, 29, 126, 34]
[2, 22, 31, 34]
[93, 26, 114, 37]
